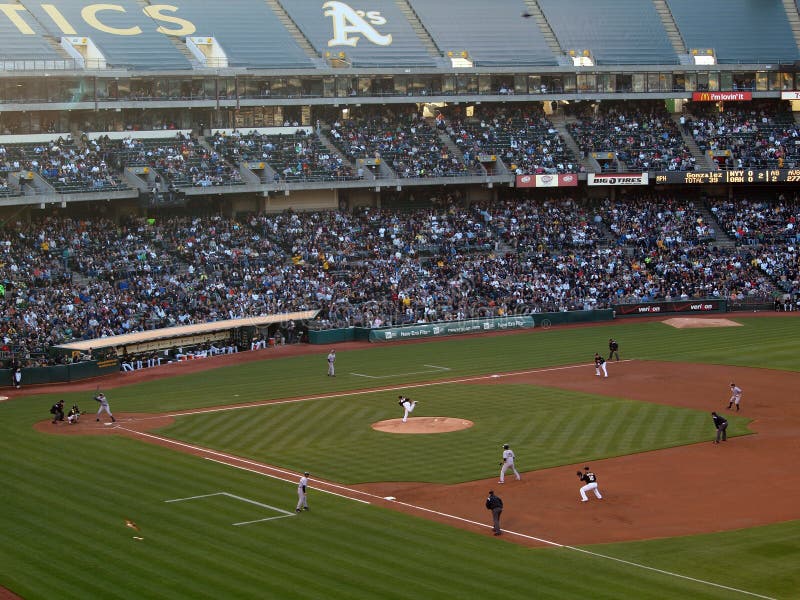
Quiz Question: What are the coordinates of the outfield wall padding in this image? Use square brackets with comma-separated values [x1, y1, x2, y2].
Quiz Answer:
[309, 310, 613, 345]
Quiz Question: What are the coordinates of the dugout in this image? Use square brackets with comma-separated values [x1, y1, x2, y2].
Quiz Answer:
[53, 311, 319, 360]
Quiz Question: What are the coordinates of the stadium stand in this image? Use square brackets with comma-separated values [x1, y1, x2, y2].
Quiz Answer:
[327, 108, 476, 178]
[163, 0, 314, 68]
[445, 104, 579, 174]
[2, 0, 800, 376]
[21, 0, 192, 70]
[0, 3, 65, 64]
[568, 101, 695, 171]
[666, 0, 799, 64]
[684, 100, 800, 169]
[407, 0, 557, 66]
[209, 130, 356, 182]
[539, 0, 678, 65]
[281, 0, 437, 67]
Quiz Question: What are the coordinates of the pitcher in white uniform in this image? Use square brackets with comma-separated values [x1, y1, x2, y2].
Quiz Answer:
[398, 395, 417, 422]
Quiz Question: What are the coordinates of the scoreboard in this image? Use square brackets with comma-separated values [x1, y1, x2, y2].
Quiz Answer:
[653, 169, 800, 184]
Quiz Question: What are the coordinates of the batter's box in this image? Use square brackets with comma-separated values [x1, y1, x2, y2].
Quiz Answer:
[165, 491, 296, 526]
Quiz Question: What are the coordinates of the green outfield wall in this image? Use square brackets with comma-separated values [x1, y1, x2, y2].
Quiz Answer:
[308, 310, 613, 344]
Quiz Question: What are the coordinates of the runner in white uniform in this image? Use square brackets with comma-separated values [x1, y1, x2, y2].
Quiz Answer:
[499, 444, 521, 483]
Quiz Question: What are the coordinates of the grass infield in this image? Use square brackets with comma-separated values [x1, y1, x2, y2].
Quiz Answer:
[0, 316, 798, 599]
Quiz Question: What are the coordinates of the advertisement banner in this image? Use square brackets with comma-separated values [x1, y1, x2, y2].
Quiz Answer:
[781, 91, 800, 100]
[613, 300, 726, 315]
[516, 174, 579, 188]
[691, 91, 752, 102]
[588, 173, 648, 186]
[369, 316, 534, 342]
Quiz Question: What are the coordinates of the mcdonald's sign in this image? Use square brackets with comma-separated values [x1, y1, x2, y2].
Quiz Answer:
[692, 92, 752, 102]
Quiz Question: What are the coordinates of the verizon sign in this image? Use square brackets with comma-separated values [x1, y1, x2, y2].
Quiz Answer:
[587, 173, 649, 186]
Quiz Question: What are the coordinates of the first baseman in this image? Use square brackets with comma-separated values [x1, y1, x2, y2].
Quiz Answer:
[577, 466, 602, 501]
[499, 444, 521, 483]
[728, 383, 742, 411]
[296, 472, 310, 512]
[94, 393, 115, 423]
[398, 395, 418, 422]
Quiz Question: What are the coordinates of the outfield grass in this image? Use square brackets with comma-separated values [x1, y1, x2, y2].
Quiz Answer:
[1, 315, 797, 599]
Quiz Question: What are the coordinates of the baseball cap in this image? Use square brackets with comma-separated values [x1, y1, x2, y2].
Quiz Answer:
[503, 444, 509, 449]
[304, 472, 310, 476]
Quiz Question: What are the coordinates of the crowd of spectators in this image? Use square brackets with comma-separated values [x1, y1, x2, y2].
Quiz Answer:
[568, 101, 696, 172]
[599, 195, 715, 249]
[709, 193, 799, 295]
[328, 108, 476, 178]
[0, 137, 127, 193]
[2, 194, 797, 370]
[444, 105, 580, 174]
[683, 100, 800, 170]
[209, 130, 356, 182]
[92, 133, 243, 188]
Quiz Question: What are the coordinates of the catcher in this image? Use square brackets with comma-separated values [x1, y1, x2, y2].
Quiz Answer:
[577, 466, 602, 502]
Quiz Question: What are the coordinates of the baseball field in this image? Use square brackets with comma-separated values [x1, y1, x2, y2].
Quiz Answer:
[1, 314, 799, 599]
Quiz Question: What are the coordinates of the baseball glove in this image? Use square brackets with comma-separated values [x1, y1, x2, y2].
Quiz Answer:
[576, 471, 582, 477]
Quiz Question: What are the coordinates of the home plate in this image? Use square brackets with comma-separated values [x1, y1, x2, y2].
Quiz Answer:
[104, 422, 115, 426]
[384, 496, 396, 501]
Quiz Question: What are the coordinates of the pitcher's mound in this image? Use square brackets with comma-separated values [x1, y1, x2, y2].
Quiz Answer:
[372, 417, 474, 434]
[664, 317, 742, 329]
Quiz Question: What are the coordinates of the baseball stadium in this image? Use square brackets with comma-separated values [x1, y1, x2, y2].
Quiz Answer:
[1, 1, 800, 598]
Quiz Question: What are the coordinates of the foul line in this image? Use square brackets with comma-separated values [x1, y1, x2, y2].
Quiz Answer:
[350, 364, 452, 379]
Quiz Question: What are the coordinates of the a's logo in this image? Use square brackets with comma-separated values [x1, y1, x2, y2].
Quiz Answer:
[323, 1, 392, 47]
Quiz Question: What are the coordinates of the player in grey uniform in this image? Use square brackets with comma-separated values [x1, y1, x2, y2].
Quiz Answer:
[728, 383, 742, 411]
[499, 444, 521, 483]
[94, 393, 115, 423]
[327, 350, 336, 377]
[296, 472, 310, 512]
